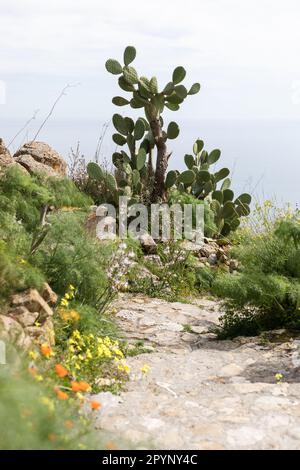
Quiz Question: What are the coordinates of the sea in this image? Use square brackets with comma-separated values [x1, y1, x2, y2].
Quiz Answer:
[1, 117, 299, 207]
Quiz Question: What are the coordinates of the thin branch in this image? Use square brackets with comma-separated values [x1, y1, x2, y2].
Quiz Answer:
[7, 109, 40, 149]
[94, 120, 110, 164]
[31, 83, 80, 143]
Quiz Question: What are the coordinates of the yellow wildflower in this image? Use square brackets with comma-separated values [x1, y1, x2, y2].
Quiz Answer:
[60, 298, 69, 307]
[40, 396, 55, 412]
[114, 348, 124, 358]
[140, 364, 150, 374]
[86, 349, 93, 360]
[118, 362, 130, 374]
[275, 373, 283, 383]
[28, 350, 39, 361]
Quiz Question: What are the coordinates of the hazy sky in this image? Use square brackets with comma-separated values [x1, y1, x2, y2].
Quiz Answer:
[1, 0, 300, 121]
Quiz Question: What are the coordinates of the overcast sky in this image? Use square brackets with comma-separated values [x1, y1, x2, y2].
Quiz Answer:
[1, 0, 300, 121]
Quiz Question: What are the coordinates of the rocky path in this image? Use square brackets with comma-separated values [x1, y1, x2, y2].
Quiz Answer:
[92, 295, 300, 450]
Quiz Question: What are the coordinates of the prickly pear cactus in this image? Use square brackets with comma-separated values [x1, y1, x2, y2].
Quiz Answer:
[171, 138, 252, 237]
[105, 45, 201, 201]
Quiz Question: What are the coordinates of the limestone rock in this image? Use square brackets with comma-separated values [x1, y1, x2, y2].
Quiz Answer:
[8, 306, 39, 328]
[208, 253, 218, 266]
[25, 317, 55, 346]
[5, 288, 56, 347]
[11, 289, 53, 320]
[0, 314, 31, 349]
[14, 141, 67, 177]
[199, 244, 218, 258]
[138, 233, 157, 254]
[0, 138, 14, 167]
[41, 283, 58, 307]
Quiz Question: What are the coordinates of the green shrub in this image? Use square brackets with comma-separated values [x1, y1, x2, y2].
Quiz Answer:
[0, 362, 100, 450]
[213, 209, 300, 337]
[168, 189, 217, 238]
[31, 211, 112, 307]
[195, 265, 217, 291]
[0, 166, 91, 231]
[128, 241, 198, 301]
[54, 302, 121, 349]
[0, 241, 45, 304]
[46, 176, 92, 209]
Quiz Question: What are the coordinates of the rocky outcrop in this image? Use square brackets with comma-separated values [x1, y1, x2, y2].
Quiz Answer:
[0, 138, 15, 167]
[0, 283, 57, 350]
[13, 141, 67, 177]
[189, 238, 238, 272]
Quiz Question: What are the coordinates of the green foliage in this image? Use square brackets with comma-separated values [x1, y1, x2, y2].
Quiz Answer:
[0, 166, 91, 231]
[213, 210, 300, 338]
[31, 212, 112, 308]
[0, 363, 99, 450]
[55, 303, 120, 349]
[104, 45, 201, 201]
[195, 265, 217, 292]
[0, 168, 129, 449]
[174, 139, 252, 238]
[0, 241, 45, 303]
[168, 190, 217, 238]
[128, 241, 207, 301]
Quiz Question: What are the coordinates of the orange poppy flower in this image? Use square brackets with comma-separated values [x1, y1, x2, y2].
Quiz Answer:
[71, 381, 91, 392]
[28, 366, 38, 377]
[90, 400, 101, 410]
[40, 343, 52, 358]
[54, 388, 69, 401]
[55, 364, 68, 378]
[105, 441, 118, 450]
[48, 433, 57, 442]
[78, 381, 91, 392]
[64, 420, 74, 429]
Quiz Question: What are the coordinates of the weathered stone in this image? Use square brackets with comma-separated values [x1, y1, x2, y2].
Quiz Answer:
[227, 426, 265, 447]
[25, 317, 55, 346]
[180, 240, 204, 253]
[8, 306, 39, 327]
[199, 244, 217, 258]
[0, 314, 31, 349]
[219, 363, 244, 377]
[14, 141, 67, 177]
[4, 288, 55, 348]
[138, 233, 157, 254]
[208, 253, 218, 266]
[41, 283, 58, 306]
[11, 289, 53, 319]
[0, 139, 14, 167]
[229, 259, 239, 272]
